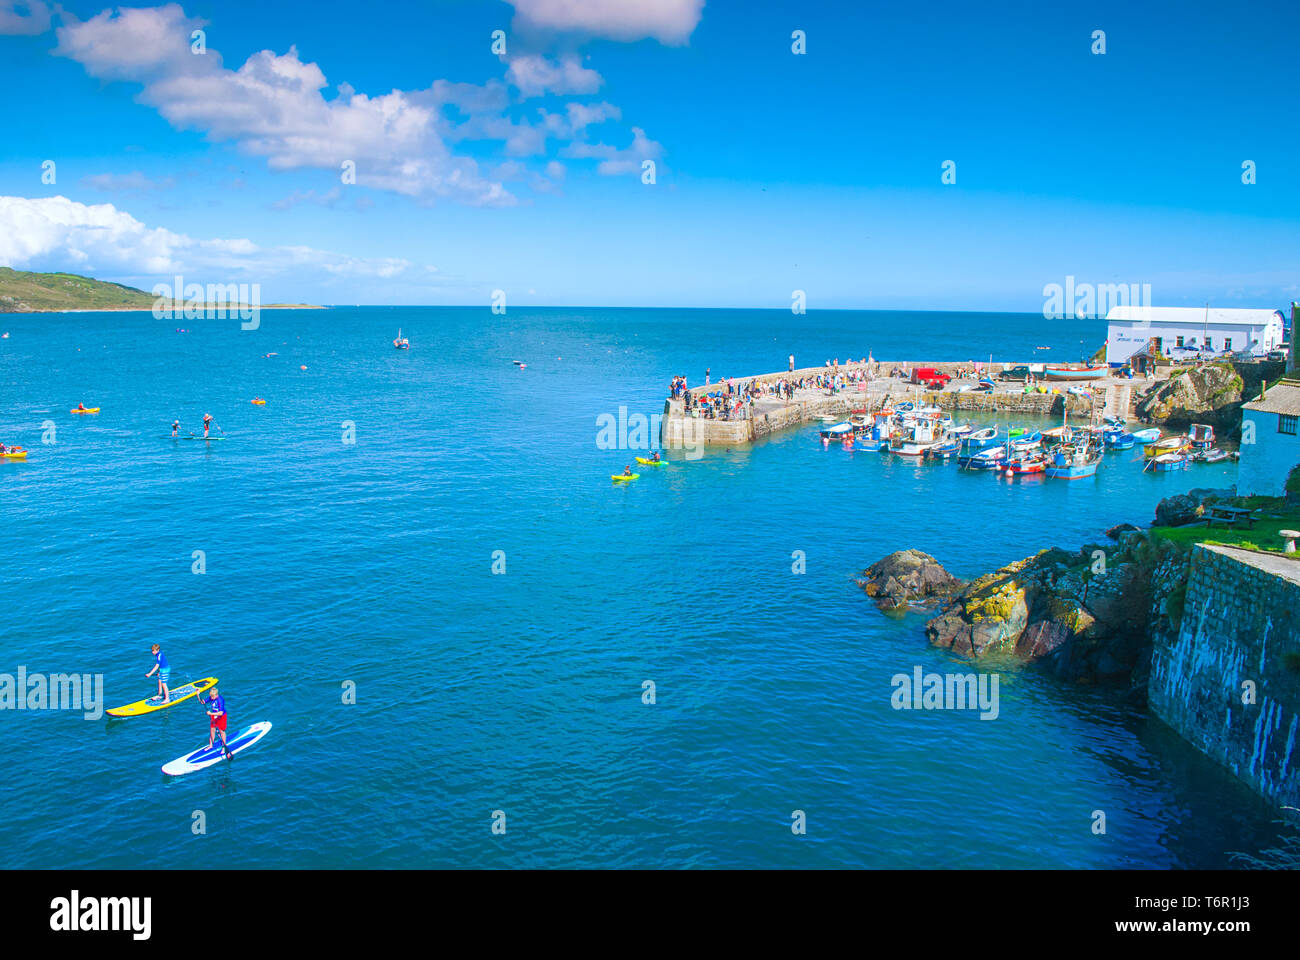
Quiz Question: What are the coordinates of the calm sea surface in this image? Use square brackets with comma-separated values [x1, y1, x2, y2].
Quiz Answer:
[0, 307, 1280, 868]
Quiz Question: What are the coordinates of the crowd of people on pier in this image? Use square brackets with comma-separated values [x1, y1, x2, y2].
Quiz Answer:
[668, 358, 893, 419]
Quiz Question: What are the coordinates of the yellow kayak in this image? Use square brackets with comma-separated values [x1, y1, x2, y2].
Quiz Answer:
[70, 407, 100, 414]
[106, 677, 218, 718]
[635, 457, 668, 466]
[611, 474, 639, 482]
[0, 448, 27, 460]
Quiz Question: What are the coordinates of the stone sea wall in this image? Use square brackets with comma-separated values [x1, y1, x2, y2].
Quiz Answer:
[1149, 544, 1300, 810]
[662, 374, 1095, 448]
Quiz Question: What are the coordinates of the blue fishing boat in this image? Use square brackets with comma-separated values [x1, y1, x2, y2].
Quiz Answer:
[966, 445, 1008, 470]
[1045, 444, 1102, 478]
[1008, 431, 1043, 452]
[1104, 430, 1135, 451]
[1148, 452, 1190, 472]
[956, 426, 1000, 465]
[926, 440, 960, 460]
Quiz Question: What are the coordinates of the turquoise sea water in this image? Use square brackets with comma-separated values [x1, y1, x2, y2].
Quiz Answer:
[0, 307, 1281, 868]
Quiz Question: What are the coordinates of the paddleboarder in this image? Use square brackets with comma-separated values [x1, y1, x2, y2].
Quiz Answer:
[171, 419, 180, 438]
[145, 643, 171, 704]
[202, 413, 213, 438]
[197, 685, 233, 758]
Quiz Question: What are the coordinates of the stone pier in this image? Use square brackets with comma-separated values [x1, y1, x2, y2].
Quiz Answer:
[660, 361, 1110, 449]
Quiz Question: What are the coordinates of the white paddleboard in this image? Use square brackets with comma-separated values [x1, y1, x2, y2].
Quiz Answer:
[161, 721, 272, 776]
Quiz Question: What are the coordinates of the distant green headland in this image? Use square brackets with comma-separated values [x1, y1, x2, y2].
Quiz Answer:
[0, 267, 321, 312]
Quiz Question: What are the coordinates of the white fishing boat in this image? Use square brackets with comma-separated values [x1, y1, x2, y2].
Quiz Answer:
[890, 418, 945, 456]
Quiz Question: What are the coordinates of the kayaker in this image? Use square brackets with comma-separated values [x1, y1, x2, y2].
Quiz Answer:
[171, 420, 180, 438]
[650, 451, 661, 463]
[146, 643, 171, 704]
[202, 413, 213, 438]
[197, 686, 233, 758]
[623, 465, 633, 476]
[76, 402, 86, 411]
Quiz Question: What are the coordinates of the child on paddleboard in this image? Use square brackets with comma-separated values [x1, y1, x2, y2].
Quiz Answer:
[198, 686, 233, 759]
[145, 644, 171, 703]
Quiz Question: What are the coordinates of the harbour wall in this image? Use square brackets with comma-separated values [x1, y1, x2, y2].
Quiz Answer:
[662, 362, 1098, 449]
[1149, 544, 1300, 810]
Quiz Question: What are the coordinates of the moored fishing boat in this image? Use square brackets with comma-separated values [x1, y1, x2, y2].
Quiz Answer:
[851, 412, 893, 451]
[956, 426, 1000, 465]
[1045, 442, 1103, 478]
[966, 445, 1007, 470]
[1004, 452, 1047, 475]
[1188, 423, 1216, 450]
[1008, 430, 1043, 452]
[1104, 430, 1136, 451]
[891, 418, 945, 456]
[1149, 452, 1190, 472]
[1143, 434, 1190, 458]
[819, 422, 854, 443]
[1040, 425, 1070, 447]
[1200, 448, 1230, 464]
[1043, 365, 1108, 381]
[1130, 427, 1161, 443]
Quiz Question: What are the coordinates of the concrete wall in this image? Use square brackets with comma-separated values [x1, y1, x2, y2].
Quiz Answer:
[1149, 544, 1300, 811]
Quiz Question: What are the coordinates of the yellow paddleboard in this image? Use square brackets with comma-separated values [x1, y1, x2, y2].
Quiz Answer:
[106, 677, 218, 718]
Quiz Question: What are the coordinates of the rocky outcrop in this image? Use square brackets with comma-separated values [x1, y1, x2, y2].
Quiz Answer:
[858, 550, 963, 612]
[1154, 494, 1201, 527]
[1136, 362, 1244, 431]
[917, 533, 1191, 696]
[867, 492, 1252, 693]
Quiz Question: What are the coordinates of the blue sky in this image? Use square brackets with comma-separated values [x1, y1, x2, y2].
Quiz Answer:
[0, 0, 1296, 309]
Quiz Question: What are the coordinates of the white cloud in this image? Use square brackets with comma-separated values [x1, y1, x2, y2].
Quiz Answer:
[563, 126, 663, 175]
[35, 3, 667, 201]
[506, 54, 602, 97]
[0, 0, 51, 36]
[0, 194, 412, 281]
[508, 0, 704, 45]
[52, 6, 513, 206]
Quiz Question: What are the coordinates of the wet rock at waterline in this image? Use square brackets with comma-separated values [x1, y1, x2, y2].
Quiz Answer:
[858, 550, 964, 612]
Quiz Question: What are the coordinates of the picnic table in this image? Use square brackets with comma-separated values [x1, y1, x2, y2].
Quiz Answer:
[1205, 505, 1255, 528]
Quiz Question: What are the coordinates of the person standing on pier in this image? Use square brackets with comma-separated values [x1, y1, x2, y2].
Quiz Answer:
[788, 354, 794, 372]
[705, 367, 711, 386]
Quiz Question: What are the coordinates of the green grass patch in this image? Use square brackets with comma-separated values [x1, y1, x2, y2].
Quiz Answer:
[1150, 497, 1300, 557]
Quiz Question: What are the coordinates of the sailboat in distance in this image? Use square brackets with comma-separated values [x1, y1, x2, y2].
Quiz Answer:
[393, 328, 410, 349]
